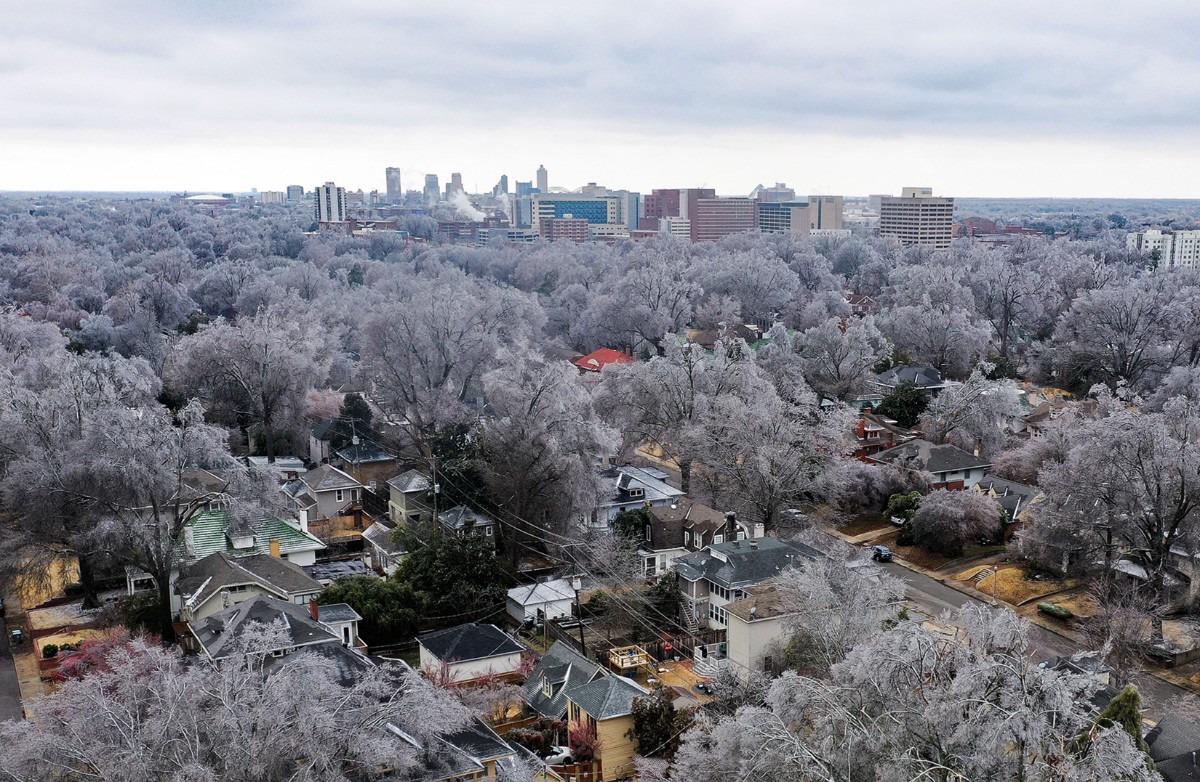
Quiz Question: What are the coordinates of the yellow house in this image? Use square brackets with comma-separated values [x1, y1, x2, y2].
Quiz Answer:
[565, 674, 650, 780]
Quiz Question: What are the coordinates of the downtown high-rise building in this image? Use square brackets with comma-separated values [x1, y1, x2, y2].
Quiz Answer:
[314, 182, 347, 223]
[879, 187, 954, 249]
[536, 165, 548, 194]
[385, 167, 402, 203]
[448, 172, 464, 195]
[424, 174, 440, 204]
[286, 185, 305, 202]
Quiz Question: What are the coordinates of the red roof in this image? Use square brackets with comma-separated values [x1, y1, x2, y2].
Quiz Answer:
[571, 348, 635, 373]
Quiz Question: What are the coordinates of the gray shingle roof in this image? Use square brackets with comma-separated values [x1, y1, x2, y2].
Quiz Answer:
[875, 364, 945, 389]
[314, 602, 361, 623]
[176, 552, 321, 612]
[507, 578, 574, 607]
[387, 469, 432, 494]
[303, 464, 362, 492]
[335, 438, 396, 465]
[868, 439, 992, 476]
[418, 623, 522, 664]
[566, 674, 649, 720]
[438, 505, 495, 532]
[596, 465, 684, 510]
[189, 594, 339, 660]
[523, 641, 602, 719]
[362, 520, 408, 556]
[674, 538, 821, 588]
[1147, 712, 1200, 764]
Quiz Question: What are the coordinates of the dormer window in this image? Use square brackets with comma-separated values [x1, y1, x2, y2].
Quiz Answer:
[714, 534, 724, 545]
[645, 524, 652, 542]
[542, 676, 554, 698]
[628, 487, 644, 499]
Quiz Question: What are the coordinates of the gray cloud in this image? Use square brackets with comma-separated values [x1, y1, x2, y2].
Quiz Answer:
[3, 0, 1200, 193]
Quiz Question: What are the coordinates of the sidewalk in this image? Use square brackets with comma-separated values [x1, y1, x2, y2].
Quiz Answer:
[4, 589, 49, 718]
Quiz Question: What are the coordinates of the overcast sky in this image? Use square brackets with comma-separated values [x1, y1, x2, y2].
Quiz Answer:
[4, 1, 1200, 197]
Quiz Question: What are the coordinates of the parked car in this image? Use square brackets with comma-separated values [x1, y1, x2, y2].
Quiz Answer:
[871, 545, 893, 563]
[543, 746, 573, 765]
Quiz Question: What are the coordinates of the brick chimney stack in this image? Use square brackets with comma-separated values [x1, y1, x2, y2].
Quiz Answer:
[309, 598, 320, 622]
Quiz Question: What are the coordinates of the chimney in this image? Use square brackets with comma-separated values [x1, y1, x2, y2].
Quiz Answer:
[309, 598, 320, 622]
[724, 512, 737, 542]
[857, 416, 867, 439]
[269, 539, 281, 558]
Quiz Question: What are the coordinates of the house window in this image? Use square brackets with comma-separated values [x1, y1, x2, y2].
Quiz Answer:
[485, 526, 493, 536]
[736, 529, 746, 541]
[542, 676, 554, 698]
[335, 489, 345, 503]
[628, 488, 644, 498]
[714, 534, 724, 545]
[684, 531, 691, 546]
[709, 604, 727, 625]
[342, 627, 351, 645]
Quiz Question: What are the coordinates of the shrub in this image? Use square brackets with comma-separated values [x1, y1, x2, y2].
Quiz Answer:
[42, 644, 59, 659]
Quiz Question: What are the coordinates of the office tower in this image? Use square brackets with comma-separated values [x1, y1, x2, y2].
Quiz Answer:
[493, 175, 509, 196]
[543, 217, 590, 242]
[693, 196, 756, 242]
[808, 195, 844, 231]
[450, 172, 464, 194]
[526, 193, 618, 233]
[314, 182, 347, 223]
[755, 183, 796, 203]
[1127, 229, 1200, 269]
[879, 187, 954, 249]
[385, 167, 402, 203]
[286, 185, 305, 202]
[259, 191, 285, 205]
[641, 188, 717, 239]
[424, 174, 440, 204]
[536, 165, 548, 194]
[515, 181, 534, 197]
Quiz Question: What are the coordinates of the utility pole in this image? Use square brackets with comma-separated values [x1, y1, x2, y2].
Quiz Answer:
[572, 576, 586, 657]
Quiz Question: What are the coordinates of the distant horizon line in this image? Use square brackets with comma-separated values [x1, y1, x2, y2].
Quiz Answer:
[4, 190, 1200, 203]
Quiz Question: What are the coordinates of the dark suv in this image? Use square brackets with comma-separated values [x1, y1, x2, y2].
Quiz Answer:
[871, 545, 893, 563]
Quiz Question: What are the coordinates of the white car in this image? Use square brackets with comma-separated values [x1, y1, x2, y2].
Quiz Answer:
[543, 746, 573, 765]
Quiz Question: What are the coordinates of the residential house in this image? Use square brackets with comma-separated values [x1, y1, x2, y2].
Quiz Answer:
[570, 348, 634, 376]
[674, 537, 822, 631]
[507, 579, 576, 624]
[564, 674, 650, 780]
[843, 292, 878, 316]
[389, 717, 560, 782]
[853, 409, 915, 460]
[859, 364, 950, 409]
[523, 641, 603, 721]
[281, 464, 365, 525]
[585, 464, 685, 532]
[175, 551, 323, 622]
[335, 437, 400, 490]
[438, 505, 498, 546]
[184, 593, 362, 661]
[723, 581, 796, 681]
[867, 439, 992, 490]
[685, 323, 763, 350]
[387, 469, 433, 525]
[640, 502, 759, 577]
[418, 623, 525, 683]
[308, 418, 337, 465]
[362, 518, 408, 576]
[126, 509, 326, 615]
[972, 474, 1041, 524]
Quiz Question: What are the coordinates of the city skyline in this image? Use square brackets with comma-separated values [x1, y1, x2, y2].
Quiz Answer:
[4, 1, 1200, 197]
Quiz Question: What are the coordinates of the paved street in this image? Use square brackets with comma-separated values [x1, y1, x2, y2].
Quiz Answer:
[0, 617, 24, 721]
[882, 561, 1193, 717]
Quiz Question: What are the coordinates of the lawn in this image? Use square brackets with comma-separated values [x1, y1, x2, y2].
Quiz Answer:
[838, 511, 893, 537]
[957, 566, 1072, 605]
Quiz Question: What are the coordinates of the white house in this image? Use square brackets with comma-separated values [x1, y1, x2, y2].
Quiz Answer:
[722, 581, 796, 681]
[506, 579, 575, 624]
[584, 465, 685, 532]
[417, 623, 524, 683]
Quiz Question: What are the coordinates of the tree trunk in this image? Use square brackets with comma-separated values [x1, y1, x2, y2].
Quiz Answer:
[157, 573, 175, 642]
[78, 555, 100, 610]
[679, 459, 692, 495]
